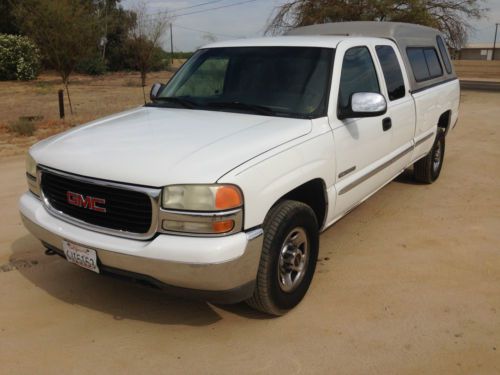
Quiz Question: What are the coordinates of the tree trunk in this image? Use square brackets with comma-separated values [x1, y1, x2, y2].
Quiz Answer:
[64, 80, 74, 115]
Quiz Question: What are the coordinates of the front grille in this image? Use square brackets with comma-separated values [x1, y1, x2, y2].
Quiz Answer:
[41, 171, 153, 234]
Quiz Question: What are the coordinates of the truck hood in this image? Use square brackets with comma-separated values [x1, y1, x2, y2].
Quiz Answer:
[31, 107, 311, 187]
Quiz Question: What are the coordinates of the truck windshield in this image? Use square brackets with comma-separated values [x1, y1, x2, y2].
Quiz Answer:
[156, 47, 334, 119]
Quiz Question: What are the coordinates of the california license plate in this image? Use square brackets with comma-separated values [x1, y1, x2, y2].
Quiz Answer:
[63, 240, 100, 273]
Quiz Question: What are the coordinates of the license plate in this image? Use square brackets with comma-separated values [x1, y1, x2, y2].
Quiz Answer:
[63, 240, 100, 273]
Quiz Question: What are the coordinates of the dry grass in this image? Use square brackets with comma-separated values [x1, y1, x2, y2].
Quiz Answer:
[0, 69, 176, 159]
[8, 118, 37, 136]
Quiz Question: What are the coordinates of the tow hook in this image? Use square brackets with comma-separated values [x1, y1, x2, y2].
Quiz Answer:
[44, 248, 57, 256]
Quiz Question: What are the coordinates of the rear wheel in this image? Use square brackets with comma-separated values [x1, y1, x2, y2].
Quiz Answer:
[414, 130, 445, 184]
[246, 200, 319, 316]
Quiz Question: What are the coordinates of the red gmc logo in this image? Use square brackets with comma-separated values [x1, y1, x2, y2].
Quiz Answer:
[66, 191, 107, 213]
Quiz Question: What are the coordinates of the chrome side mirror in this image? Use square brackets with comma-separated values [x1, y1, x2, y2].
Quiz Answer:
[150, 82, 164, 101]
[339, 92, 387, 119]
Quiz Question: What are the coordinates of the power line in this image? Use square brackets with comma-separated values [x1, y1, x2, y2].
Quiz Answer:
[175, 0, 259, 17]
[168, 0, 228, 14]
[173, 23, 242, 39]
[146, 0, 261, 19]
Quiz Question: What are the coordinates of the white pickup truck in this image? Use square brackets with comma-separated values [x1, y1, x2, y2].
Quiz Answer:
[20, 22, 459, 315]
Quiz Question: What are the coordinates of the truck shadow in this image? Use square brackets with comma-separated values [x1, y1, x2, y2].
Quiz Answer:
[9, 234, 269, 325]
[394, 168, 427, 185]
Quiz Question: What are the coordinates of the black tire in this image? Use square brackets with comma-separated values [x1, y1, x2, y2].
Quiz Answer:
[246, 200, 319, 316]
[414, 129, 445, 184]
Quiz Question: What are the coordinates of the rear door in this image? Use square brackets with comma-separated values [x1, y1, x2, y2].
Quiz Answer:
[373, 42, 415, 172]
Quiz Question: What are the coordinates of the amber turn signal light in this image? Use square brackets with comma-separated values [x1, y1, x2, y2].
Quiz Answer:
[215, 186, 243, 210]
[212, 220, 235, 233]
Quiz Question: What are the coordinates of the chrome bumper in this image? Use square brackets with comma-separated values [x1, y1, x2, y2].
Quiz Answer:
[19, 192, 263, 303]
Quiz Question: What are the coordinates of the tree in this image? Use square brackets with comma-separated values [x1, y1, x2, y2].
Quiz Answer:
[15, 0, 99, 114]
[0, 1, 21, 35]
[266, 0, 486, 48]
[100, 3, 138, 71]
[127, 3, 169, 100]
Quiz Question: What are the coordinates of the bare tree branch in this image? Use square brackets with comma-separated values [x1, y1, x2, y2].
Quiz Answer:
[128, 1, 170, 98]
[266, 0, 487, 48]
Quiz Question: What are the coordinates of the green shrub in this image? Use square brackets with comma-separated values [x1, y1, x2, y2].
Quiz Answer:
[76, 55, 107, 75]
[0, 34, 40, 81]
[8, 118, 36, 136]
[150, 47, 171, 72]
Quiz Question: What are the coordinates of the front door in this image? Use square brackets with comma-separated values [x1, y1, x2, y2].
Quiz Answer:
[329, 41, 394, 218]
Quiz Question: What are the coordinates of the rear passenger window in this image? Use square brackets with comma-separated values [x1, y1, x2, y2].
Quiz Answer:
[407, 47, 443, 82]
[338, 46, 380, 109]
[424, 49, 443, 78]
[436, 36, 452, 74]
[375, 45, 405, 101]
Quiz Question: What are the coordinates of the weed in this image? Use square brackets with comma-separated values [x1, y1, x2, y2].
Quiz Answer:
[8, 118, 36, 136]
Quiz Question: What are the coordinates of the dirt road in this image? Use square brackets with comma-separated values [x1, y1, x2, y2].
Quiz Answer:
[0, 90, 499, 374]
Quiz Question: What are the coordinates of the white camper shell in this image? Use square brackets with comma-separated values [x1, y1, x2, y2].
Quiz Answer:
[287, 21, 457, 93]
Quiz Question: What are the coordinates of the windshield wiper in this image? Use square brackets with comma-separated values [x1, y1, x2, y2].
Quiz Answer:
[206, 101, 276, 116]
[153, 96, 198, 109]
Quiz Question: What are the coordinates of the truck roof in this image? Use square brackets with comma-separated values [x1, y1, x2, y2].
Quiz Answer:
[204, 35, 344, 49]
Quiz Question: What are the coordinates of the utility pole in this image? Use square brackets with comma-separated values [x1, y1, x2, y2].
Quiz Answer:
[493, 23, 499, 61]
[170, 23, 174, 65]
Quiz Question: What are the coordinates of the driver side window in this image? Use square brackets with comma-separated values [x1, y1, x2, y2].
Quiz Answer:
[338, 46, 380, 110]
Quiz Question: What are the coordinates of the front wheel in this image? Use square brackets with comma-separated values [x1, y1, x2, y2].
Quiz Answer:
[246, 200, 319, 316]
[414, 129, 445, 184]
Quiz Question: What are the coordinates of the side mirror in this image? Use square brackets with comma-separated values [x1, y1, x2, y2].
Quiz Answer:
[150, 82, 164, 101]
[339, 92, 387, 119]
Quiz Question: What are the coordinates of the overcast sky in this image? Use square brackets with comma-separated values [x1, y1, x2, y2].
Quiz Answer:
[122, 0, 500, 51]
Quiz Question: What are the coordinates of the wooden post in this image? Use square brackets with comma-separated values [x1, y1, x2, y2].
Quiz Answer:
[58, 89, 65, 119]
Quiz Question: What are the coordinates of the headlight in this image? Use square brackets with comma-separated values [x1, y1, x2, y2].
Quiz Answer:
[160, 184, 243, 235]
[162, 184, 242, 211]
[25, 152, 40, 197]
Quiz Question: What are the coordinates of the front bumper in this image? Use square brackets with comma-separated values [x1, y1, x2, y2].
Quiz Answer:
[19, 192, 263, 303]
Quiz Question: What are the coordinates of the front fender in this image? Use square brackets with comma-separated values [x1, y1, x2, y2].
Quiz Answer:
[218, 119, 335, 229]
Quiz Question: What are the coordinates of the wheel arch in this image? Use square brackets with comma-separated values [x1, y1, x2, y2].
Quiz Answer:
[438, 110, 452, 135]
[270, 178, 328, 230]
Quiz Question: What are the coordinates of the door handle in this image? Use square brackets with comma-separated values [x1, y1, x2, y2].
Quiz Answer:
[382, 117, 392, 131]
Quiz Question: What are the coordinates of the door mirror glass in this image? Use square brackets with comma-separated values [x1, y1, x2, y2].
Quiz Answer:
[150, 82, 164, 101]
[339, 92, 387, 119]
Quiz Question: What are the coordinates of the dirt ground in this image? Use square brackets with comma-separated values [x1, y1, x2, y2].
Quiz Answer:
[0, 89, 499, 374]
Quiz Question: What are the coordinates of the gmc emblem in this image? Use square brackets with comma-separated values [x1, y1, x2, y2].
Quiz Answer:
[66, 191, 107, 213]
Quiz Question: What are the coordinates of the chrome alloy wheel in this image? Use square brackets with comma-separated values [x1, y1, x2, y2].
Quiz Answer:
[278, 227, 309, 293]
[432, 140, 442, 173]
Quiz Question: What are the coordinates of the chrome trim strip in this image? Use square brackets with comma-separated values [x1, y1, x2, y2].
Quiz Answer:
[38, 166, 161, 240]
[246, 228, 263, 241]
[338, 145, 413, 195]
[158, 208, 244, 237]
[415, 132, 435, 147]
[338, 166, 356, 179]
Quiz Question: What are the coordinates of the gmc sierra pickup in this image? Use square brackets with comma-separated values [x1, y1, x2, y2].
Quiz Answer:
[20, 22, 460, 315]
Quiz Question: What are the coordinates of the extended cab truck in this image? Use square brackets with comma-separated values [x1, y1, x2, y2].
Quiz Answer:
[20, 22, 459, 315]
